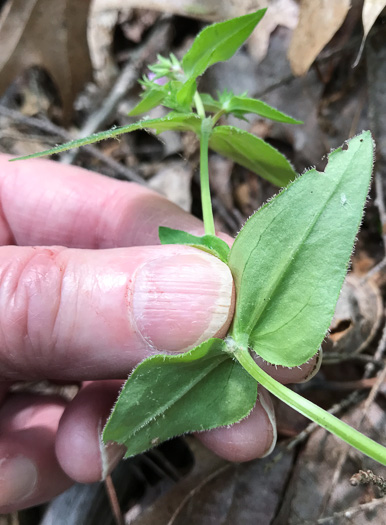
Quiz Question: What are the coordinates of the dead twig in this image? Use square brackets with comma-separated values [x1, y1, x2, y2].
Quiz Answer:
[313, 497, 386, 524]
[267, 389, 367, 469]
[363, 169, 386, 282]
[0, 105, 145, 184]
[166, 464, 230, 525]
[319, 327, 386, 516]
[61, 16, 172, 165]
[104, 474, 124, 525]
[364, 320, 386, 378]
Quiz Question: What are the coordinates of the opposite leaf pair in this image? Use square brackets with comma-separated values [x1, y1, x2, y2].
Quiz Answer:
[104, 132, 386, 466]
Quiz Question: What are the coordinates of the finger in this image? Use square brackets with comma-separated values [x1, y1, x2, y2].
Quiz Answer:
[0, 156, 316, 387]
[196, 388, 277, 462]
[56, 381, 125, 483]
[56, 381, 275, 474]
[0, 393, 72, 513]
[0, 244, 234, 381]
[255, 350, 323, 385]
[0, 155, 204, 248]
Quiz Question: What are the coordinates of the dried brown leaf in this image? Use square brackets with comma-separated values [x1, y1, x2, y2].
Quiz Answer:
[0, 0, 93, 122]
[362, 0, 386, 39]
[247, 0, 299, 61]
[288, 0, 351, 76]
[353, 0, 386, 66]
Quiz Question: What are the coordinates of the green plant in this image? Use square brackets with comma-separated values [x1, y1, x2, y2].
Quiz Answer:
[13, 10, 386, 465]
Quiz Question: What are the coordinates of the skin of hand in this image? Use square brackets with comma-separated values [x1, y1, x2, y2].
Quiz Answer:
[0, 155, 321, 513]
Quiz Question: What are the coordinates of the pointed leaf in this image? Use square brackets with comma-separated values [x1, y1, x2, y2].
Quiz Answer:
[177, 10, 266, 108]
[159, 227, 230, 263]
[226, 96, 302, 124]
[228, 132, 374, 367]
[11, 113, 202, 161]
[182, 10, 266, 80]
[200, 93, 222, 113]
[176, 78, 198, 110]
[103, 338, 257, 457]
[209, 126, 296, 187]
[128, 88, 166, 116]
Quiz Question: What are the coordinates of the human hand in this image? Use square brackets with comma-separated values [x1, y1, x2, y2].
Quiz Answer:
[0, 155, 320, 512]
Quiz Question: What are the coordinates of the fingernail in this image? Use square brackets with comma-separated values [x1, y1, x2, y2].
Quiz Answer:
[132, 252, 234, 352]
[259, 390, 277, 457]
[299, 349, 323, 384]
[0, 456, 38, 506]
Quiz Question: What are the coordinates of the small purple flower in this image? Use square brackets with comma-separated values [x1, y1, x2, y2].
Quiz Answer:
[148, 72, 168, 86]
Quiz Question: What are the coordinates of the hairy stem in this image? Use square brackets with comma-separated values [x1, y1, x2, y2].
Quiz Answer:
[200, 117, 215, 236]
[233, 346, 386, 466]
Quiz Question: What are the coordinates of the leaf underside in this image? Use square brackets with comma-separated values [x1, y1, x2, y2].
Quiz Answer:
[228, 131, 374, 367]
[103, 338, 257, 458]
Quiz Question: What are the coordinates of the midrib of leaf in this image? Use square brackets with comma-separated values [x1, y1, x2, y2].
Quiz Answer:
[236, 161, 353, 339]
[129, 353, 228, 437]
[184, 18, 258, 78]
[255, 298, 311, 339]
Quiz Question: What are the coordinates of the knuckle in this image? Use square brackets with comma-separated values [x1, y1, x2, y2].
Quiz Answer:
[0, 247, 66, 377]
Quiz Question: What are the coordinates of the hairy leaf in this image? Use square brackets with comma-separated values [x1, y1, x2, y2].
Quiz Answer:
[200, 93, 223, 113]
[228, 132, 374, 367]
[159, 226, 230, 263]
[128, 88, 166, 116]
[225, 95, 302, 124]
[182, 10, 266, 80]
[176, 10, 266, 106]
[11, 113, 202, 161]
[103, 338, 257, 457]
[209, 126, 296, 187]
[201, 92, 301, 123]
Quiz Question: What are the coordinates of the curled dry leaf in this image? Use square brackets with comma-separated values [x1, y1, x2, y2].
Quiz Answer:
[323, 275, 383, 363]
[0, 0, 92, 122]
[275, 404, 386, 525]
[288, 0, 351, 76]
[362, 0, 386, 41]
[353, 0, 386, 66]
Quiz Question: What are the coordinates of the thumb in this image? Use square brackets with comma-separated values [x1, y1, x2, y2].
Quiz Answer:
[0, 244, 234, 381]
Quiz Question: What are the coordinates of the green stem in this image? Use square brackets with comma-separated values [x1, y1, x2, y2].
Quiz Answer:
[200, 118, 215, 236]
[194, 92, 206, 119]
[233, 346, 386, 466]
[212, 109, 226, 125]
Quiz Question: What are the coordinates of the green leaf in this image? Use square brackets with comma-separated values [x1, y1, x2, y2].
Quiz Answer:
[209, 126, 297, 187]
[176, 78, 198, 110]
[11, 113, 202, 161]
[177, 10, 266, 109]
[128, 88, 166, 116]
[182, 10, 266, 81]
[200, 92, 301, 123]
[103, 338, 257, 457]
[226, 96, 302, 124]
[228, 131, 374, 367]
[200, 93, 222, 113]
[159, 226, 230, 263]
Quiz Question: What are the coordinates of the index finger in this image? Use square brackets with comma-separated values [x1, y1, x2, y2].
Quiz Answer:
[0, 155, 205, 248]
